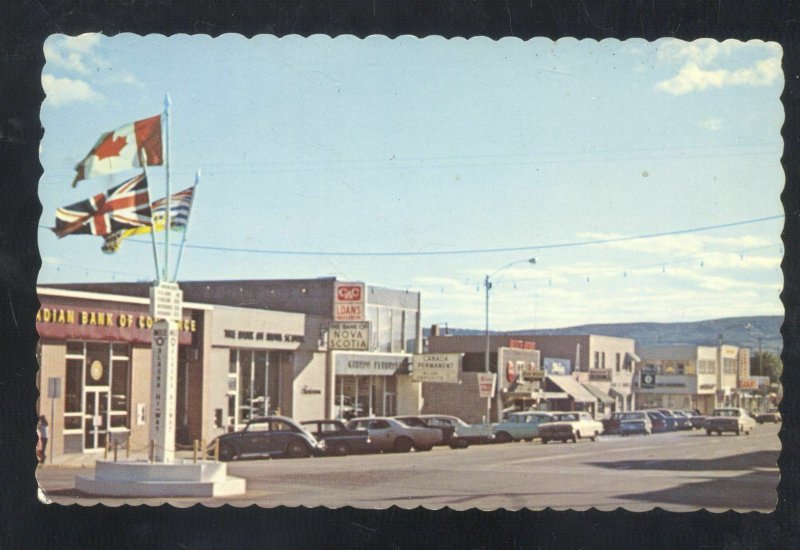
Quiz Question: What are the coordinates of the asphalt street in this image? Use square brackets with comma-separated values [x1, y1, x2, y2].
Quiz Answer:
[38, 423, 781, 512]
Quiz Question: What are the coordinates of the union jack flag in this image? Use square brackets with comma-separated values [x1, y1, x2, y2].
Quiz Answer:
[54, 173, 152, 238]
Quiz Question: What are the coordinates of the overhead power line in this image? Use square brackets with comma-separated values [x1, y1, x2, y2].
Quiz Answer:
[38, 214, 782, 258]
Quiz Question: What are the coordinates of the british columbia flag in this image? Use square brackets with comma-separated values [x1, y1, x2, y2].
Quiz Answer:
[54, 173, 152, 238]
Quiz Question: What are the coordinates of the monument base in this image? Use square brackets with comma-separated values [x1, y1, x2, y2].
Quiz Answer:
[75, 459, 246, 498]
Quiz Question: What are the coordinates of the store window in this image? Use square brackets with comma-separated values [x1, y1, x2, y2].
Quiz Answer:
[228, 349, 283, 429]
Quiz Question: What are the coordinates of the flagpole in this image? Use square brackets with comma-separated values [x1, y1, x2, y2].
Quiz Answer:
[163, 93, 172, 282]
[172, 169, 200, 282]
[140, 149, 161, 282]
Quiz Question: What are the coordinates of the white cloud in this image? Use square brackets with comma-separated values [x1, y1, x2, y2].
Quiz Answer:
[42, 74, 104, 107]
[43, 34, 144, 91]
[44, 34, 102, 75]
[698, 117, 723, 131]
[655, 40, 782, 95]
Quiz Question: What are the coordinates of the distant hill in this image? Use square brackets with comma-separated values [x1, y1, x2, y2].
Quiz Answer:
[425, 316, 783, 355]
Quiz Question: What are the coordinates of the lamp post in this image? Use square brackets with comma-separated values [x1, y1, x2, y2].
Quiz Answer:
[484, 257, 536, 423]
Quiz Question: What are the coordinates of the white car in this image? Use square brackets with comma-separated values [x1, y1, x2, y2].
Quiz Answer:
[703, 408, 756, 436]
[538, 411, 604, 444]
[347, 416, 443, 452]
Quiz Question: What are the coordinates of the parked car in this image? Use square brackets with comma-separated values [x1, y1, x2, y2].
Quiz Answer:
[617, 411, 653, 436]
[670, 410, 694, 431]
[395, 415, 454, 447]
[680, 410, 706, 429]
[300, 419, 372, 456]
[755, 408, 782, 424]
[644, 410, 669, 433]
[492, 411, 555, 443]
[418, 414, 495, 448]
[346, 416, 443, 452]
[602, 412, 623, 435]
[209, 416, 325, 461]
[655, 409, 680, 431]
[538, 411, 604, 444]
[703, 408, 756, 436]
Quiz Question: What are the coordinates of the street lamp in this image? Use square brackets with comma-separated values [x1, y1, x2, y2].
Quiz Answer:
[484, 257, 536, 422]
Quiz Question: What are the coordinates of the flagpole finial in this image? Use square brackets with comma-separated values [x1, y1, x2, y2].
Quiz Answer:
[195, 168, 202, 184]
[164, 93, 172, 109]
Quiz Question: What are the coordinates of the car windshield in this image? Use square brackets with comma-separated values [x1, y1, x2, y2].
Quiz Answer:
[620, 413, 644, 421]
[713, 409, 740, 417]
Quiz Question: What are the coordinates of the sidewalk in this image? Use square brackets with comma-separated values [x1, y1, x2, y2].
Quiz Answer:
[38, 449, 201, 469]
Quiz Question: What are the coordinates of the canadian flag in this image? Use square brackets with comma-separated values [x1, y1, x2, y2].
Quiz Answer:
[72, 114, 163, 187]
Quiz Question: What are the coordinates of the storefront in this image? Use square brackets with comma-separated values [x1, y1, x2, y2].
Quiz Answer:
[206, 305, 328, 433]
[331, 352, 412, 419]
[36, 287, 203, 455]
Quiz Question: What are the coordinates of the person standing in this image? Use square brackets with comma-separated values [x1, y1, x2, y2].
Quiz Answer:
[37, 415, 48, 464]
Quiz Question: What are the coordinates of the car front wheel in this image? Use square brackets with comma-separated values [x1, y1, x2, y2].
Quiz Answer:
[287, 440, 310, 458]
[495, 432, 512, 444]
[331, 441, 349, 456]
[218, 443, 235, 462]
[393, 437, 413, 453]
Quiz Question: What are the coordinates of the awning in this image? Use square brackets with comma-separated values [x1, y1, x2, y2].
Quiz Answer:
[542, 391, 569, 400]
[582, 383, 615, 404]
[546, 375, 598, 403]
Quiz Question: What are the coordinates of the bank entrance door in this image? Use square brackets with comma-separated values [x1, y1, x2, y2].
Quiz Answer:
[83, 389, 108, 451]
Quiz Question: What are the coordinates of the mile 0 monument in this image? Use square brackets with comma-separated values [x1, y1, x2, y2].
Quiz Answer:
[149, 281, 182, 462]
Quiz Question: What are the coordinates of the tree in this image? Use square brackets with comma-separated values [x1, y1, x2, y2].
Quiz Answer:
[751, 351, 783, 383]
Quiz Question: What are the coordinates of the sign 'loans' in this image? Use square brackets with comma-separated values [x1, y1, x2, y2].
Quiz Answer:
[328, 321, 370, 350]
[333, 281, 365, 321]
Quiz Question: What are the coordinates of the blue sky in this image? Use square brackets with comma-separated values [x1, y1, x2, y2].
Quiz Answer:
[39, 35, 784, 330]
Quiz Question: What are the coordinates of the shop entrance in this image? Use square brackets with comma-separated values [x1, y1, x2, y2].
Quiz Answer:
[335, 376, 397, 419]
[83, 389, 108, 450]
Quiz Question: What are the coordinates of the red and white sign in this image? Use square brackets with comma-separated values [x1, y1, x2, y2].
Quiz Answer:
[334, 282, 365, 321]
[506, 360, 517, 383]
[478, 373, 497, 398]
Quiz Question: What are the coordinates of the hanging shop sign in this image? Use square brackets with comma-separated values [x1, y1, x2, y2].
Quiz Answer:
[478, 373, 497, 398]
[328, 321, 370, 351]
[335, 353, 410, 376]
[497, 347, 540, 388]
[334, 281, 365, 321]
[520, 363, 545, 381]
[411, 353, 462, 383]
[36, 302, 194, 345]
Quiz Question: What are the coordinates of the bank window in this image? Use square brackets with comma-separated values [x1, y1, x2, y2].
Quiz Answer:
[615, 353, 621, 372]
[594, 352, 600, 369]
[62, 341, 131, 442]
[378, 308, 392, 353]
[404, 310, 417, 353]
[366, 306, 379, 352]
[676, 363, 686, 375]
[601, 353, 606, 369]
[391, 309, 403, 352]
